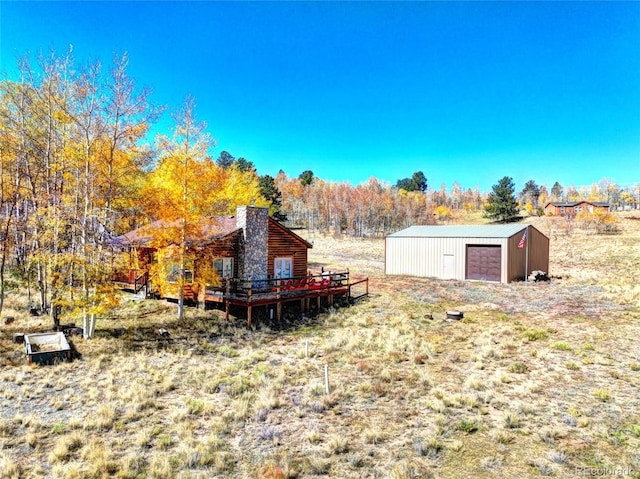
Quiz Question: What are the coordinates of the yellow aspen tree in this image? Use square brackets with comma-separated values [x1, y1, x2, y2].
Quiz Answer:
[525, 201, 535, 216]
[587, 183, 602, 202]
[98, 53, 161, 235]
[434, 205, 453, 221]
[7, 51, 76, 328]
[217, 164, 268, 214]
[64, 59, 112, 338]
[143, 97, 214, 320]
[0, 110, 21, 315]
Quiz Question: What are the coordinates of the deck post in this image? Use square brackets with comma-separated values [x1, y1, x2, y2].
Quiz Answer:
[247, 277, 253, 327]
[276, 282, 282, 321]
[197, 286, 205, 310]
[225, 279, 231, 320]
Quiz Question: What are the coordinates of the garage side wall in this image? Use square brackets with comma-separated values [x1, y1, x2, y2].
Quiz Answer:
[529, 227, 550, 274]
[507, 232, 528, 282]
[385, 236, 509, 282]
[507, 227, 550, 283]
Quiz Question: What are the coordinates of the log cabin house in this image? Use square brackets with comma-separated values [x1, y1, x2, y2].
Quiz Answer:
[113, 206, 367, 325]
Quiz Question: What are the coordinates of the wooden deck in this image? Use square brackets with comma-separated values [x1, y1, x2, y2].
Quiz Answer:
[205, 270, 368, 326]
[114, 269, 368, 327]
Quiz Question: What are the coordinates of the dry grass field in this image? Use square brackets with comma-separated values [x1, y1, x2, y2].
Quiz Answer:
[1, 212, 640, 478]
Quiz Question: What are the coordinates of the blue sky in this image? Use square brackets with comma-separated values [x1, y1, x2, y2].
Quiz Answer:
[1, 1, 639, 193]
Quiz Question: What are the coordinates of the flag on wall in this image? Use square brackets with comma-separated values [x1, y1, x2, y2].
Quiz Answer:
[517, 229, 527, 249]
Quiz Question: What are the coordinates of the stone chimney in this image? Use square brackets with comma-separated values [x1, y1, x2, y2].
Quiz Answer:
[236, 206, 268, 280]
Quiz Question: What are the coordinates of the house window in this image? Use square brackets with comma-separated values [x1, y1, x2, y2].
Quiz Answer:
[560, 206, 565, 214]
[166, 261, 194, 284]
[214, 257, 234, 279]
[274, 257, 293, 278]
[575, 206, 582, 213]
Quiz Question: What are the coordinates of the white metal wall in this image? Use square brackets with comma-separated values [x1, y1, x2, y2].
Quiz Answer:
[385, 236, 510, 282]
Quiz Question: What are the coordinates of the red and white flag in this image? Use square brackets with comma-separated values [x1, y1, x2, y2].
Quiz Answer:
[517, 229, 527, 249]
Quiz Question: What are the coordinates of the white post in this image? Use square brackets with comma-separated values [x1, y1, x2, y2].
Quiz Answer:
[324, 364, 330, 395]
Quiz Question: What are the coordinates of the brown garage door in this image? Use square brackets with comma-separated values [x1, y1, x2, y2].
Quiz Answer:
[466, 245, 501, 281]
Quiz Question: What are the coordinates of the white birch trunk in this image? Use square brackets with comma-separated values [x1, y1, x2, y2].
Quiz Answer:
[83, 312, 96, 339]
[83, 314, 89, 339]
[89, 313, 96, 338]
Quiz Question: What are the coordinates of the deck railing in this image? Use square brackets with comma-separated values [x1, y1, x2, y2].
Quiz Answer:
[116, 268, 368, 306]
[349, 277, 369, 303]
[133, 271, 149, 294]
[112, 269, 149, 294]
[205, 270, 351, 301]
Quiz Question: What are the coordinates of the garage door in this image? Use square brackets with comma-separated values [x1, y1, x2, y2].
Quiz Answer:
[466, 245, 501, 282]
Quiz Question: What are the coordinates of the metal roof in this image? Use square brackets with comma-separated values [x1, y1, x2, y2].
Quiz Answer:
[546, 201, 610, 207]
[387, 224, 529, 239]
[113, 216, 240, 247]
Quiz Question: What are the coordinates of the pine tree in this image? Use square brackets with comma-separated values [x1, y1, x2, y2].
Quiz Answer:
[520, 180, 541, 208]
[484, 176, 520, 223]
[259, 175, 287, 221]
[216, 150, 235, 168]
[395, 171, 427, 192]
[550, 181, 564, 201]
[299, 170, 314, 186]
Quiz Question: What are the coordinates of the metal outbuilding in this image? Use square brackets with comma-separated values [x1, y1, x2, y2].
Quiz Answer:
[385, 224, 549, 283]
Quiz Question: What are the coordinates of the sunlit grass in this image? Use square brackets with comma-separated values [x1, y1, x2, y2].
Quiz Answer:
[1, 214, 640, 478]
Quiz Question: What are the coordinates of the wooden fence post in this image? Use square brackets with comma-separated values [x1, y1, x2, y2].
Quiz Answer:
[324, 364, 330, 395]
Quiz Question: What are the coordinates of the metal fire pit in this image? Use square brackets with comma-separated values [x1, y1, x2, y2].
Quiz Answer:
[446, 310, 464, 321]
[24, 332, 72, 365]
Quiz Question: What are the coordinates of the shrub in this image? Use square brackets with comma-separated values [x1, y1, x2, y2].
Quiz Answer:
[522, 329, 548, 342]
[503, 412, 521, 429]
[594, 389, 612, 402]
[455, 418, 480, 434]
[414, 436, 442, 459]
[509, 361, 529, 374]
